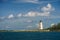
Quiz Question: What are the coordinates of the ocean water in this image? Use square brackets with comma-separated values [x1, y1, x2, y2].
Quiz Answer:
[0, 32, 60, 40]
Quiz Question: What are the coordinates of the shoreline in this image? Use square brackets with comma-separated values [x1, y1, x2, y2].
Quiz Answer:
[0, 30, 60, 32]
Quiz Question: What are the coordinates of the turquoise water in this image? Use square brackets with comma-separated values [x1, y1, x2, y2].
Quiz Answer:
[0, 32, 60, 40]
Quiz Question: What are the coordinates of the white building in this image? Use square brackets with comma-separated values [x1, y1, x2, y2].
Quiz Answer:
[51, 23, 56, 27]
[39, 20, 43, 30]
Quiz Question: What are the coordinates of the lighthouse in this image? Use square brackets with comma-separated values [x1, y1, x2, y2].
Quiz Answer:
[39, 20, 43, 30]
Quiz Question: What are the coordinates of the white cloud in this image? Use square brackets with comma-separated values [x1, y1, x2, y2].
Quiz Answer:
[48, 16, 60, 19]
[36, 24, 39, 26]
[38, 12, 50, 16]
[1, 3, 55, 19]
[6, 25, 11, 28]
[23, 3, 55, 17]
[27, 25, 32, 28]
[23, 11, 37, 17]
[26, 20, 33, 23]
[17, 13, 22, 17]
[23, 11, 50, 17]
[41, 3, 55, 12]
[12, 0, 59, 4]
[13, 0, 39, 4]
[24, 0, 39, 3]
[8, 14, 14, 19]
[0, 17, 5, 19]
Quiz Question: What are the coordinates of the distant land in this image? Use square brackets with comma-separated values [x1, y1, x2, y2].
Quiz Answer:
[0, 23, 60, 32]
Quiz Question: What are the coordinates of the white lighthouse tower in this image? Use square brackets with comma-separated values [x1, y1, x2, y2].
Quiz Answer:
[39, 20, 43, 30]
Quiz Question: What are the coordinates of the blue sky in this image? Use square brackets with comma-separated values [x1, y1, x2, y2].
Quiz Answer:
[0, 0, 60, 30]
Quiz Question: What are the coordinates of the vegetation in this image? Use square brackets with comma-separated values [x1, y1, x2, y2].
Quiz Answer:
[47, 23, 60, 31]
